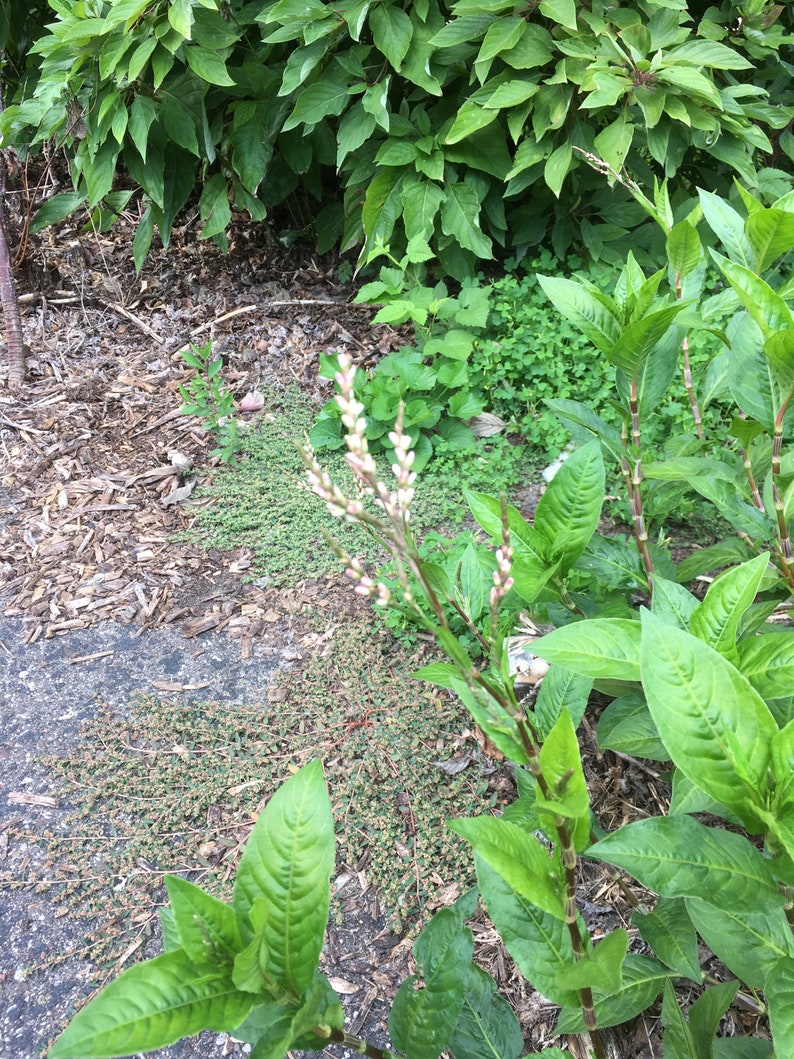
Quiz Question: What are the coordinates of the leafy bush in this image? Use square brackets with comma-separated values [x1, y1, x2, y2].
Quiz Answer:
[2, 0, 792, 272]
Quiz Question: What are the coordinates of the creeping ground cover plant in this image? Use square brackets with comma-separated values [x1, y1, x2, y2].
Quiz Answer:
[50, 348, 794, 1057]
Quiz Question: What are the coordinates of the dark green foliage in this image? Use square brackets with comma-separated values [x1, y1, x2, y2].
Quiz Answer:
[2, 0, 792, 272]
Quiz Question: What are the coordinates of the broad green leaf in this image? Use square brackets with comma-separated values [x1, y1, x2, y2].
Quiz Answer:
[765, 956, 794, 1055]
[607, 303, 688, 379]
[594, 113, 634, 177]
[538, 0, 577, 30]
[685, 898, 794, 986]
[451, 818, 565, 919]
[449, 964, 523, 1059]
[370, 3, 413, 69]
[588, 815, 785, 908]
[712, 251, 794, 338]
[401, 178, 444, 243]
[666, 220, 702, 279]
[185, 46, 235, 86]
[764, 329, 794, 397]
[712, 1040, 773, 1058]
[668, 770, 745, 827]
[233, 761, 334, 995]
[538, 275, 620, 354]
[544, 398, 625, 464]
[665, 39, 752, 70]
[675, 538, 754, 583]
[689, 980, 740, 1057]
[651, 576, 699, 629]
[389, 907, 472, 1059]
[458, 542, 487, 622]
[449, 676, 530, 764]
[536, 710, 589, 850]
[741, 626, 794, 703]
[596, 693, 669, 761]
[477, 16, 525, 63]
[47, 951, 253, 1058]
[464, 491, 544, 557]
[689, 553, 770, 660]
[533, 666, 592, 737]
[633, 897, 700, 981]
[30, 191, 87, 233]
[555, 929, 628, 992]
[199, 173, 231, 239]
[440, 182, 493, 258]
[746, 209, 794, 274]
[533, 440, 604, 575]
[726, 314, 778, 430]
[698, 189, 753, 268]
[555, 954, 672, 1031]
[530, 619, 641, 682]
[476, 857, 580, 1008]
[446, 101, 500, 144]
[283, 78, 351, 131]
[577, 534, 648, 591]
[168, 0, 193, 38]
[640, 611, 776, 825]
[165, 876, 241, 965]
[662, 980, 698, 1059]
[543, 141, 571, 198]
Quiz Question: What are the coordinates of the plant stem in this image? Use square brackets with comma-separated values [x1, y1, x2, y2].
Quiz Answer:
[622, 393, 654, 579]
[0, 75, 25, 389]
[326, 1028, 401, 1058]
[674, 273, 702, 440]
[772, 396, 794, 589]
[742, 447, 765, 511]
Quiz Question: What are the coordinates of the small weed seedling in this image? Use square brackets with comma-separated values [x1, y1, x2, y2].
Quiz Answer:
[178, 341, 241, 465]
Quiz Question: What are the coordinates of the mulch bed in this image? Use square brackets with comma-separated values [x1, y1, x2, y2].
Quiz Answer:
[0, 218, 389, 646]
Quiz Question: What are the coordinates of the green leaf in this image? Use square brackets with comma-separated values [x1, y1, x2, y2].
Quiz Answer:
[530, 619, 641, 683]
[651, 576, 699, 629]
[594, 114, 634, 177]
[544, 398, 626, 465]
[475, 857, 580, 1009]
[451, 818, 566, 920]
[555, 929, 628, 992]
[449, 964, 523, 1059]
[765, 956, 794, 1055]
[543, 141, 572, 199]
[675, 537, 754, 582]
[440, 182, 493, 258]
[555, 955, 672, 1031]
[608, 303, 688, 379]
[685, 898, 794, 986]
[30, 191, 87, 233]
[712, 250, 794, 338]
[662, 980, 698, 1059]
[538, 275, 620, 355]
[370, 3, 413, 69]
[185, 45, 235, 86]
[633, 897, 700, 981]
[165, 876, 241, 964]
[533, 666, 593, 738]
[764, 329, 794, 397]
[738, 632, 794, 700]
[47, 951, 253, 1058]
[538, 0, 577, 31]
[698, 189, 753, 268]
[640, 611, 776, 825]
[588, 815, 785, 908]
[533, 440, 604, 576]
[233, 761, 334, 996]
[597, 693, 669, 761]
[199, 174, 231, 239]
[712, 1040, 772, 1059]
[689, 553, 770, 661]
[168, 0, 193, 38]
[689, 980, 740, 1057]
[666, 220, 702, 279]
[389, 908, 473, 1059]
[478, 16, 526, 63]
[283, 79, 351, 131]
[536, 710, 589, 849]
[746, 209, 794, 274]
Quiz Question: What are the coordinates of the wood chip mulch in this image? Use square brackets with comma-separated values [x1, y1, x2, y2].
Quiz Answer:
[0, 220, 382, 648]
